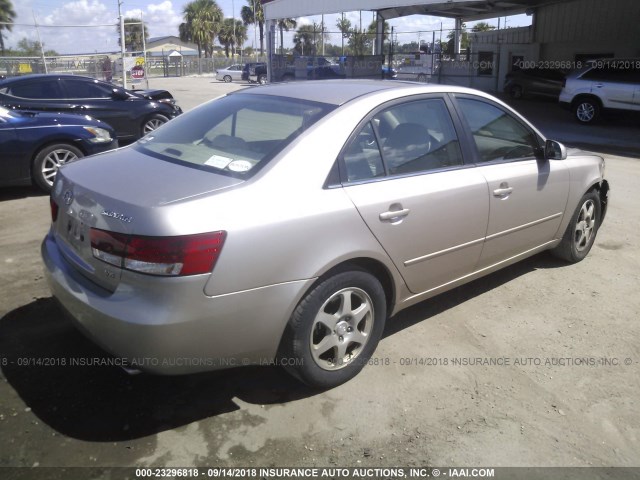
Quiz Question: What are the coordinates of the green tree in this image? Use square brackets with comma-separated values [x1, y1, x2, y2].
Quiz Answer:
[179, 0, 223, 58]
[218, 18, 247, 58]
[367, 18, 390, 54]
[444, 26, 468, 56]
[240, 0, 264, 55]
[347, 27, 372, 56]
[336, 15, 351, 55]
[276, 18, 296, 55]
[293, 24, 316, 56]
[15, 38, 57, 56]
[471, 21, 495, 32]
[0, 0, 16, 55]
[118, 17, 149, 52]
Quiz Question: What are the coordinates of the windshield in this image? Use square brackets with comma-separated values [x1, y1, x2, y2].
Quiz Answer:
[134, 93, 335, 178]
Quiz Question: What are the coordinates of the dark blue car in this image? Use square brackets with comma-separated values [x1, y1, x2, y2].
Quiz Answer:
[0, 74, 182, 142]
[0, 106, 118, 192]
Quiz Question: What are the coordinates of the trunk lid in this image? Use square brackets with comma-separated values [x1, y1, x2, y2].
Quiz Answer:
[50, 146, 243, 291]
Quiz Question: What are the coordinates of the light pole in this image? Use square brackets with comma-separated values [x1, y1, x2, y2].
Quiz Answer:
[252, 0, 257, 57]
[118, 0, 127, 88]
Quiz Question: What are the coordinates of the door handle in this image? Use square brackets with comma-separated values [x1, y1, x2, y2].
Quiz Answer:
[379, 208, 410, 221]
[493, 184, 513, 197]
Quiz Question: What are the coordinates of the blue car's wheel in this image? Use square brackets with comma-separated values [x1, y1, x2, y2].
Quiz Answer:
[33, 143, 83, 192]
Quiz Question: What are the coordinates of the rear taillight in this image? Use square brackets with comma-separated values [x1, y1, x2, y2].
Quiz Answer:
[50, 198, 59, 222]
[90, 229, 226, 276]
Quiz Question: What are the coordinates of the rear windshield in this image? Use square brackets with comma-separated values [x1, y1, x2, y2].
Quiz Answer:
[134, 93, 335, 178]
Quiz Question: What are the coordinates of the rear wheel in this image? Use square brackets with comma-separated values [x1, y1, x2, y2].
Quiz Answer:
[141, 114, 169, 137]
[223, 75, 232, 83]
[280, 268, 387, 388]
[33, 143, 83, 192]
[573, 98, 600, 124]
[552, 190, 601, 263]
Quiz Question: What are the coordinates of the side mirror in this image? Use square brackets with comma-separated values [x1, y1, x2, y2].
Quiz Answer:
[545, 139, 567, 160]
[111, 89, 129, 100]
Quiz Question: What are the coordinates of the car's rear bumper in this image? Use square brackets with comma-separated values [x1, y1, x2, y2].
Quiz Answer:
[42, 232, 313, 374]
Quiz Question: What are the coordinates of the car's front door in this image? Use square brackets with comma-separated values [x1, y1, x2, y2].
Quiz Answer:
[341, 97, 489, 295]
[453, 95, 570, 269]
[0, 121, 21, 183]
[59, 78, 132, 137]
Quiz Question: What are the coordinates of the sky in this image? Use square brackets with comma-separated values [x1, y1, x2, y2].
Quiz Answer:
[5, 0, 531, 55]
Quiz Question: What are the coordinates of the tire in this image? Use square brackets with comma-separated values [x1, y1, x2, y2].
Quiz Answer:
[33, 143, 83, 192]
[417, 73, 427, 83]
[551, 190, 601, 263]
[279, 268, 387, 388]
[141, 113, 169, 137]
[258, 74, 267, 85]
[509, 85, 523, 99]
[573, 97, 600, 124]
[223, 75, 232, 83]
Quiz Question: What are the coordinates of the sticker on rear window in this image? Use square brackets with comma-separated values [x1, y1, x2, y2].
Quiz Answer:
[227, 160, 252, 172]
[205, 155, 233, 169]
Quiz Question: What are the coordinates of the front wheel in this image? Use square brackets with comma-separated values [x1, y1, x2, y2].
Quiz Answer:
[258, 74, 267, 85]
[33, 143, 83, 192]
[552, 191, 601, 263]
[279, 268, 387, 388]
[141, 113, 169, 137]
[574, 98, 600, 124]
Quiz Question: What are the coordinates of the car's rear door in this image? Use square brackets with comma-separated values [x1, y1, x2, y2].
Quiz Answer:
[0, 77, 68, 113]
[582, 67, 636, 109]
[341, 96, 489, 295]
[452, 95, 570, 269]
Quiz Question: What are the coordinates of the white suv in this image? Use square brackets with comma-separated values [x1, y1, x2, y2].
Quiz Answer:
[559, 60, 640, 124]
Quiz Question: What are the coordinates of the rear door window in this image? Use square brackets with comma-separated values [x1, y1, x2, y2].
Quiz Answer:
[2, 80, 64, 99]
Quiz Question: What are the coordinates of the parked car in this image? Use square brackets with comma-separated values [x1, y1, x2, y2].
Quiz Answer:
[504, 67, 567, 99]
[0, 105, 117, 192]
[382, 66, 398, 79]
[0, 74, 183, 142]
[43, 81, 609, 389]
[215, 64, 244, 83]
[307, 65, 346, 80]
[243, 62, 267, 84]
[559, 59, 640, 123]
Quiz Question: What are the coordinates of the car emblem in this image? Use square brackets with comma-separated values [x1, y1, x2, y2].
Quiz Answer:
[101, 210, 133, 223]
[63, 190, 74, 205]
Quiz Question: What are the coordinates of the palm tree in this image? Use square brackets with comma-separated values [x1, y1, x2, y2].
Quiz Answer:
[276, 18, 296, 55]
[218, 18, 247, 58]
[0, 0, 16, 55]
[179, 0, 223, 58]
[293, 24, 316, 56]
[240, 0, 264, 55]
[118, 17, 149, 52]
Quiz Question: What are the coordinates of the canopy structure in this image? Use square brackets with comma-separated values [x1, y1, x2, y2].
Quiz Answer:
[261, 0, 563, 21]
